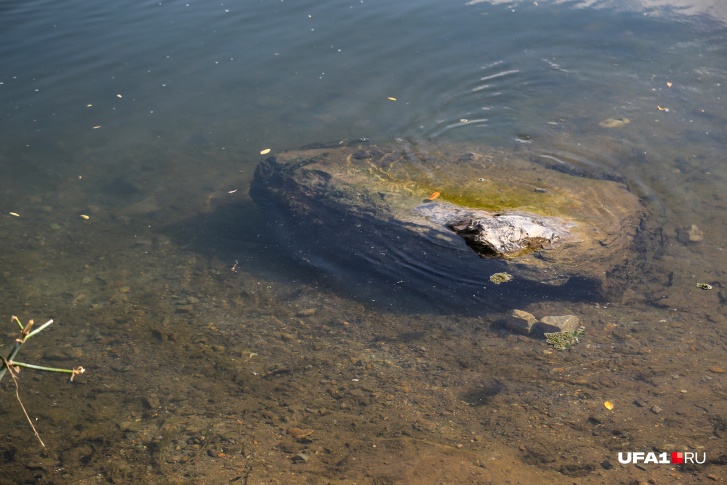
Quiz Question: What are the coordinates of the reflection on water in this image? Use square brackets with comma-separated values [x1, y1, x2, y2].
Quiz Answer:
[0, 0, 725, 482]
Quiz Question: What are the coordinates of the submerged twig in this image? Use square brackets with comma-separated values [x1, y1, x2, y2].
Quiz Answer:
[1, 315, 86, 448]
[1, 356, 45, 448]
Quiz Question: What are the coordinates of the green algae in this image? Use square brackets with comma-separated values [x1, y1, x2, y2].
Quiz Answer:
[545, 326, 586, 351]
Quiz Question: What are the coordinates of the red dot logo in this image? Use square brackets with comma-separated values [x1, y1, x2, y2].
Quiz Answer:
[671, 452, 684, 465]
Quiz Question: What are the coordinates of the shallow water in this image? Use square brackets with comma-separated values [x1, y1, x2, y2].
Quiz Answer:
[0, 0, 725, 483]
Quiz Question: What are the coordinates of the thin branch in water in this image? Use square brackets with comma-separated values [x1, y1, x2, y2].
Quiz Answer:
[1, 357, 45, 448]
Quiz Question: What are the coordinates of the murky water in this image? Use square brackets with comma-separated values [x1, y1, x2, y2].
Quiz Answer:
[1, 0, 725, 483]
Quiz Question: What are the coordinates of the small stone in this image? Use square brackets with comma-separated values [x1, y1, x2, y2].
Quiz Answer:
[539, 315, 581, 333]
[42, 349, 67, 361]
[506, 309, 537, 335]
[277, 441, 303, 454]
[651, 405, 663, 414]
[175, 305, 194, 314]
[275, 332, 295, 341]
[708, 366, 726, 374]
[119, 421, 140, 432]
[292, 452, 309, 463]
[288, 427, 314, 440]
[676, 224, 703, 244]
[63, 348, 84, 359]
[599, 117, 630, 128]
[296, 308, 317, 317]
[141, 394, 161, 410]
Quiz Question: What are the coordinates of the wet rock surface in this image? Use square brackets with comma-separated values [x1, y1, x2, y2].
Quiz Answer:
[506, 310, 581, 336]
[506, 309, 538, 334]
[540, 315, 581, 333]
[446, 212, 569, 259]
[251, 140, 645, 309]
[676, 224, 704, 244]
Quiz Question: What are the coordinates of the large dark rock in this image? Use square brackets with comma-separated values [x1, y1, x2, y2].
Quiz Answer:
[250, 140, 645, 312]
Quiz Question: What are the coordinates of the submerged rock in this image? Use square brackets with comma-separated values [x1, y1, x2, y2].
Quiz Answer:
[505, 312, 581, 336]
[539, 315, 581, 333]
[676, 224, 703, 244]
[250, 140, 645, 311]
[506, 309, 538, 335]
[599, 117, 631, 128]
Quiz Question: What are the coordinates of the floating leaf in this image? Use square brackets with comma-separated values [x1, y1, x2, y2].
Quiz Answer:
[9, 212, 20, 217]
[260, 148, 271, 155]
[604, 401, 614, 411]
[80, 214, 90, 220]
[427, 191, 440, 200]
[387, 97, 397, 101]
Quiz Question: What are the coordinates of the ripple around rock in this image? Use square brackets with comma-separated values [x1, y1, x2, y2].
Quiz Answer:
[250, 140, 646, 311]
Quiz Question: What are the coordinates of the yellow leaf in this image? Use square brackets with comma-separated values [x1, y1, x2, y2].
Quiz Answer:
[260, 148, 271, 155]
[604, 401, 614, 411]
[9, 212, 20, 217]
[80, 214, 90, 220]
[387, 97, 397, 101]
[666, 81, 672, 87]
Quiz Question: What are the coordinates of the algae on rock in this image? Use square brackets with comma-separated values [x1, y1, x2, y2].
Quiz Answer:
[250, 140, 645, 309]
